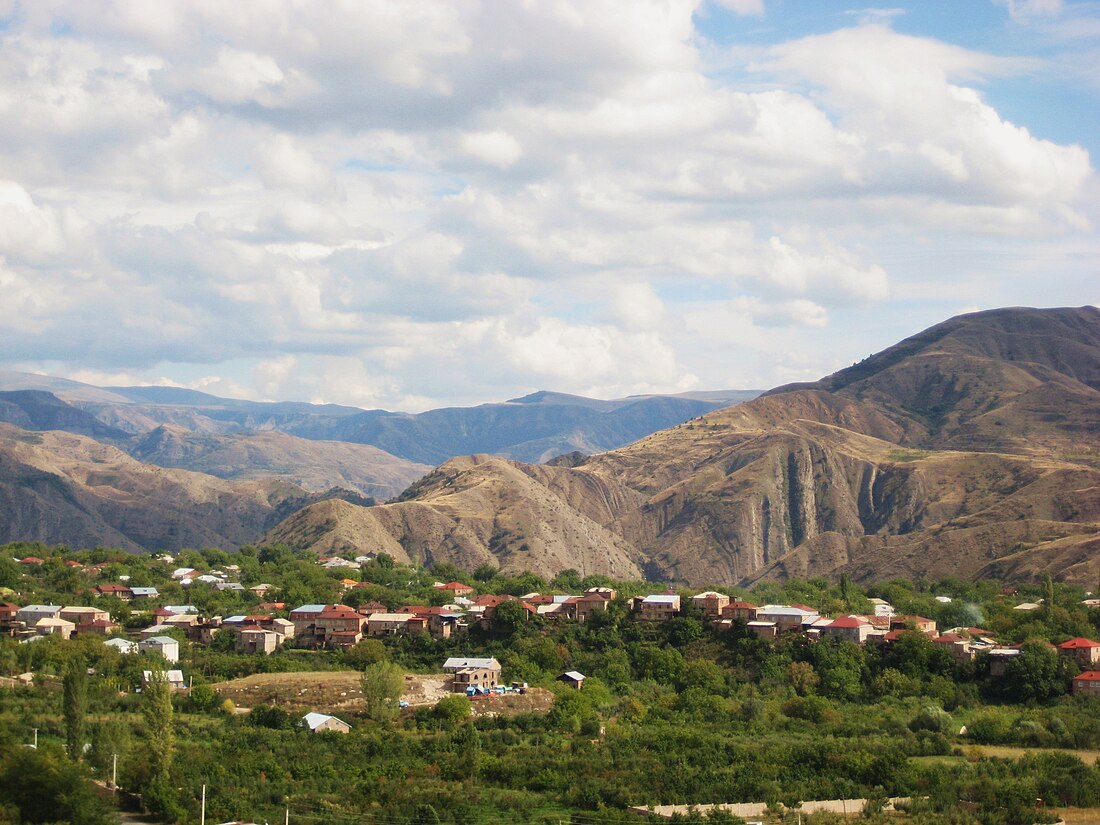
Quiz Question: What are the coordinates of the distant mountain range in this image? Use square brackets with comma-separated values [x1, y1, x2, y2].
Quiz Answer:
[0, 372, 758, 466]
[0, 371, 757, 554]
[264, 306, 1100, 587]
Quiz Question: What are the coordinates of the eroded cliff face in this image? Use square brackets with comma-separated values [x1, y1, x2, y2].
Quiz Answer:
[263, 308, 1100, 586]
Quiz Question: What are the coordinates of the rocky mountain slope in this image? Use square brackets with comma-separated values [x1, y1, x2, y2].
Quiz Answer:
[0, 424, 311, 552]
[267, 306, 1100, 585]
[129, 426, 430, 500]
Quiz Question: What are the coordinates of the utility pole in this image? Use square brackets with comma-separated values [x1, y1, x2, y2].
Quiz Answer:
[112, 753, 118, 792]
[285, 806, 289, 825]
[32, 728, 37, 749]
[200, 784, 206, 825]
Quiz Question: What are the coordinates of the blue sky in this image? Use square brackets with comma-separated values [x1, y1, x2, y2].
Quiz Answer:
[0, 0, 1096, 410]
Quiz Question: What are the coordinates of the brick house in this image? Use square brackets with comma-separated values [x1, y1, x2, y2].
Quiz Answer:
[633, 594, 681, 621]
[434, 582, 474, 597]
[95, 584, 133, 600]
[289, 604, 365, 649]
[721, 601, 759, 622]
[1072, 671, 1100, 696]
[443, 657, 502, 693]
[1057, 638, 1100, 668]
[821, 615, 872, 645]
[692, 591, 730, 619]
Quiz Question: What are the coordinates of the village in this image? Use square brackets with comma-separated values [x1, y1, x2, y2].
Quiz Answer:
[4, 551, 1100, 713]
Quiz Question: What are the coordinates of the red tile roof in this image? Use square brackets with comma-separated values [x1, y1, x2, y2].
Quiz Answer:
[828, 616, 869, 628]
[1059, 637, 1100, 650]
[1074, 670, 1100, 682]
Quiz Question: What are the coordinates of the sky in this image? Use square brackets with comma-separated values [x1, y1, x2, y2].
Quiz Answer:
[0, 0, 1097, 411]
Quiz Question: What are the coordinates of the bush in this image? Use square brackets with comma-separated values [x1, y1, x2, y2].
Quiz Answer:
[909, 705, 953, 735]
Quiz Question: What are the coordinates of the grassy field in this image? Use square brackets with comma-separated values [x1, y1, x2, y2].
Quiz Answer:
[964, 745, 1100, 765]
[1057, 808, 1100, 825]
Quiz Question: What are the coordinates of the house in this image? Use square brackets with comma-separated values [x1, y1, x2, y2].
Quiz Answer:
[1072, 671, 1100, 696]
[1057, 638, 1100, 668]
[95, 584, 133, 600]
[162, 605, 198, 615]
[104, 637, 138, 654]
[558, 671, 585, 690]
[434, 582, 474, 597]
[319, 557, 359, 570]
[692, 591, 730, 619]
[213, 582, 245, 593]
[890, 616, 937, 635]
[302, 712, 351, 734]
[721, 601, 759, 622]
[986, 647, 1022, 677]
[289, 604, 364, 649]
[867, 598, 896, 617]
[443, 657, 502, 693]
[365, 613, 418, 637]
[0, 602, 19, 623]
[171, 567, 199, 580]
[757, 605, 819, 632]
[633, 594, 681, 622]
[34, 617, 76, 639]
[143, 670, 186, 691]
[249, 584, 274, 596]
[16, 605, 62, 624]
[821, 615, 872, 645]
[932, 633, 974, 663]
[138, 636, 180, 663]
[1013, 602, 1042, 612]
[747, 620, 778, 638]
[573, 591, 613, 621]
[129, 587, 159, 599]
[236, 628, 282, 655]
[356, 599, 390, 613]
[59, 606, 110, 626]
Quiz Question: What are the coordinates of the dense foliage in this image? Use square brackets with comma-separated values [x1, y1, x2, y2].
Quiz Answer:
[3, 542, 1100, 825]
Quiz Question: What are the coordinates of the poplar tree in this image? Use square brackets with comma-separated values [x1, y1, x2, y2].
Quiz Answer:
[141, 668, 175, 783]
[63, 657, 88, 761]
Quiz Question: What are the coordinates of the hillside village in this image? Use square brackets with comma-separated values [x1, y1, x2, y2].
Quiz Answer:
[5, 541, 1100, 825]
[5, 546, 1100, 701]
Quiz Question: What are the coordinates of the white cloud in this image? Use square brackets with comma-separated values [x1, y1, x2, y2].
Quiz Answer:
[710, 0, 765, 16]
[995, 0, 1064, 23]
[459, 130, 523, 169]
[0, 3, 1092, 408]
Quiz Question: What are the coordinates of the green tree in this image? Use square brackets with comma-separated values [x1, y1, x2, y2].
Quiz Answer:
[0, 746, 113, 825]
[492, 599, 529, 636]
[450, 721, 481, 781]
[63, 657, 88, 761]
[786, 661, 819, 696]
[345, 638, 388, 670]
[473, 563, 498, 582]
[361, 661, 405, 723]
[141, 667, 175, 785]
[1003, 640, 1067, 703]
[434, 694, 472, 726]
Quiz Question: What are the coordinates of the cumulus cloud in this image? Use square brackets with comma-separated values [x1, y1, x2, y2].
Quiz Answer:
[0, 2, 1092, 408]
